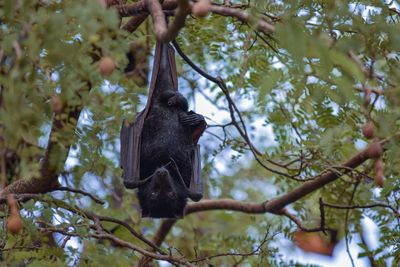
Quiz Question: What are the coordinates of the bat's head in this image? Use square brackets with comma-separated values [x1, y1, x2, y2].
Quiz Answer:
[138, 166, 188, 218]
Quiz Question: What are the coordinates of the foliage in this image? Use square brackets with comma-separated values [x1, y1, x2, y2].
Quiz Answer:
[0, 0, 400, 266]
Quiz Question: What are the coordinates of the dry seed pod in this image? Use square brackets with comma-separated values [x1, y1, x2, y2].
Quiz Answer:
[192, 0, 211, 17]
[375, 174, 384, 187]
[367, 142, 383, 159]
[7, 196, 23, 234]
[363, 89, 371, 107]
[374, 159, 384, 187]
[375, 158, 384, 172]
[51, 94, 63, 114]
[99, 56, 116, 76]
[361, 122, 375, 139]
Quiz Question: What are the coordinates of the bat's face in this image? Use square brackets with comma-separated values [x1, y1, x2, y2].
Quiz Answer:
[138, 166, 188, 218]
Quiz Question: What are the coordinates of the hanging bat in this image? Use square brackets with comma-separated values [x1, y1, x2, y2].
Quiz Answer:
[120, 42, 207, 218]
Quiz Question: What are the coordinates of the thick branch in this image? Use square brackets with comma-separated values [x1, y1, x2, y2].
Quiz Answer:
[121, 14, 148, 33]
[115, 0, 178, 17]
[145, 0, 190, 42]
[186, 141, 394, 214]
[115, 0, 275, 34]
[210, 5, 275, 33]
[152, 219, 177, 246]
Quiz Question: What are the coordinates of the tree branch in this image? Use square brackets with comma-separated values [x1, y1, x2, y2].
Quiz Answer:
[184, 139, 398, 214]
[56, 186, 105, 205]
[94, 214, 166, 254]
[121, 14, 148, 33]
[115, 0, 275, 34]
[93, 232, 196, 267]
[189, 232, 272, 263]
[137, 218, 177, 266]
[145, 0, 190, 42]
[38, 223, 194, 266]
[322, 201, 400, 217]
[279, 208, 335, 233]
[210, 4, 275, 33]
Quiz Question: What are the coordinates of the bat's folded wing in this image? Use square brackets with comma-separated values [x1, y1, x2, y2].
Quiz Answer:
[189, 144, 204, 201]
[120, 112, 145, 189]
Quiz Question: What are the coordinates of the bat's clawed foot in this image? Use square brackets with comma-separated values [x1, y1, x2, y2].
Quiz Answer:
[179, 111, 205, 126]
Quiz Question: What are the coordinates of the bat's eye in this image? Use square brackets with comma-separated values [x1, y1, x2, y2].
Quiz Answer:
[151, 192, 158, 199]
[167, 192, 177, 199]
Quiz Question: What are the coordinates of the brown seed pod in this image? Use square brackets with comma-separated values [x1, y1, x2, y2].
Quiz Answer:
[99, 56, 116, 76]
[7, 196, 23, 234]
[51, 95, 63, 114]
[374, 158, 384, 187]
[367, 142, 383, 159]
[374, 158, 384, 173]
[361, 122, 375, 139]
[363, 89, 371, 107]
[375, 169, 384, 187]
[192, 0, 211, 17]
[375, 175, 384, 187]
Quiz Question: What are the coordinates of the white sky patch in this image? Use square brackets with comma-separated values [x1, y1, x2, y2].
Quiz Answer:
[230, 189, 248, 201]
[306, 75, 319, 84]
[354, 138, 367, 150]
[372, 187, 383, 198]
[193, 86, 230, 123]
[348, 3, 383, 22]
[272, 56, 284, 69]
[38, 123, 51, 148]
[387, 0, 400, 9]
[362, 216, 380, 250]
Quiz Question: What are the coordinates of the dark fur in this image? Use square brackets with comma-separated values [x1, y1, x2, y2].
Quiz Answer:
[138, 88, 194, 218]
[121, 43, 205, 218]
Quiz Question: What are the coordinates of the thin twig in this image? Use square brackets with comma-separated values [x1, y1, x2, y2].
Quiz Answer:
[95, 214, 166, 254]
[280, 208, 335, 233]
[322, 201, 400, 217]
[56, 186, 105, 205]
[92, 233, 196, 266]
[190, 232, 272, 263]
[255, 31, 279, 53]
[344, 183, 358, 267]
